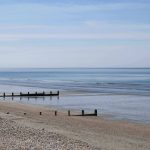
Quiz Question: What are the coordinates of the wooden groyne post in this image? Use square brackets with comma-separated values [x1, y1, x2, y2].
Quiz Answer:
[68, 110, 71, 116]
[55, 110, 57, 116]
[82, 110, 84, 116]
[57, 91, 59, 95]
[94, 109, 97, 116]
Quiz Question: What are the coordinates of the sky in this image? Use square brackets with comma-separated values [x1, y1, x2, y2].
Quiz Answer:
[0, 0, 150, 68]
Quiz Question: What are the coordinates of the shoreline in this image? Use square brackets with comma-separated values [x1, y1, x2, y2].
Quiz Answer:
[0, 101, 150, 150]
[1, 91, 150, 124]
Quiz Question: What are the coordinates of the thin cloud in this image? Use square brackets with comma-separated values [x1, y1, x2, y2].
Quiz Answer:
[84, 21, 150, 29]
[36, 3, 150, 12]
[0, 32, 150, 41]
[0, 25, 50, 30]
[0, 1, 149, 12]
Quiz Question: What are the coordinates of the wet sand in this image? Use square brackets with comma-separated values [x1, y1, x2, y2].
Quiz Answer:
[0, 101, 150, 150]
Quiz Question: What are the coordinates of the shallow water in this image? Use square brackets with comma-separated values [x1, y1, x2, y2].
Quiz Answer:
[1, 94, 150, 124]
[0, 68, 150, 124]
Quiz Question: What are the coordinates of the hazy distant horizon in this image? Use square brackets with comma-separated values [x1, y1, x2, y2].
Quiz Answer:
[0, 67, 150, 70]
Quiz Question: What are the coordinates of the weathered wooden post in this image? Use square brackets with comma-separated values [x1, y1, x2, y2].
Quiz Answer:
[55, 110, 57, 116]
[39, 112, 42, 115]
[68, 110, 71, 116]
[50, 91, 52, 95]
[35, 92, 37, 96]
[43, 91, 45, 96]
[28, 92, 29, 100]
[3, 93, 5, 97]
[20, 92, 22, 96]
[94, 109, 97, 116]
[82, 110, 84, 116]
[12, 93, 14, 97]
[57, 91, 59, 95]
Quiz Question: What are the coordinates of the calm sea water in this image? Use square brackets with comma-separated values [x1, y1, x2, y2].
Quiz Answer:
[0, 68, 150, 95]
[0, 68, 150, 123]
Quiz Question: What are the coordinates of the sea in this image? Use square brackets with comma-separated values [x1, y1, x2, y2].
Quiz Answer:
[0, 68, 150, 124]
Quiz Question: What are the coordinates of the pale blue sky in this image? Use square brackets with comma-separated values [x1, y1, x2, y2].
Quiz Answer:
[0, 0, 150, 68]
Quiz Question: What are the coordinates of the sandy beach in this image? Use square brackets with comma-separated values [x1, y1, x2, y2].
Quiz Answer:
[0, 101, 150, 150]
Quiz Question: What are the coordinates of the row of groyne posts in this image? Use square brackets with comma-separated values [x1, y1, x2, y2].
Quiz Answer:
[46, 109, 97, 116]
[1, 91, 98, 117]
[1, 91, 60, 98]
[6, 109, 98, 117]
[65, 109, 97, 116]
